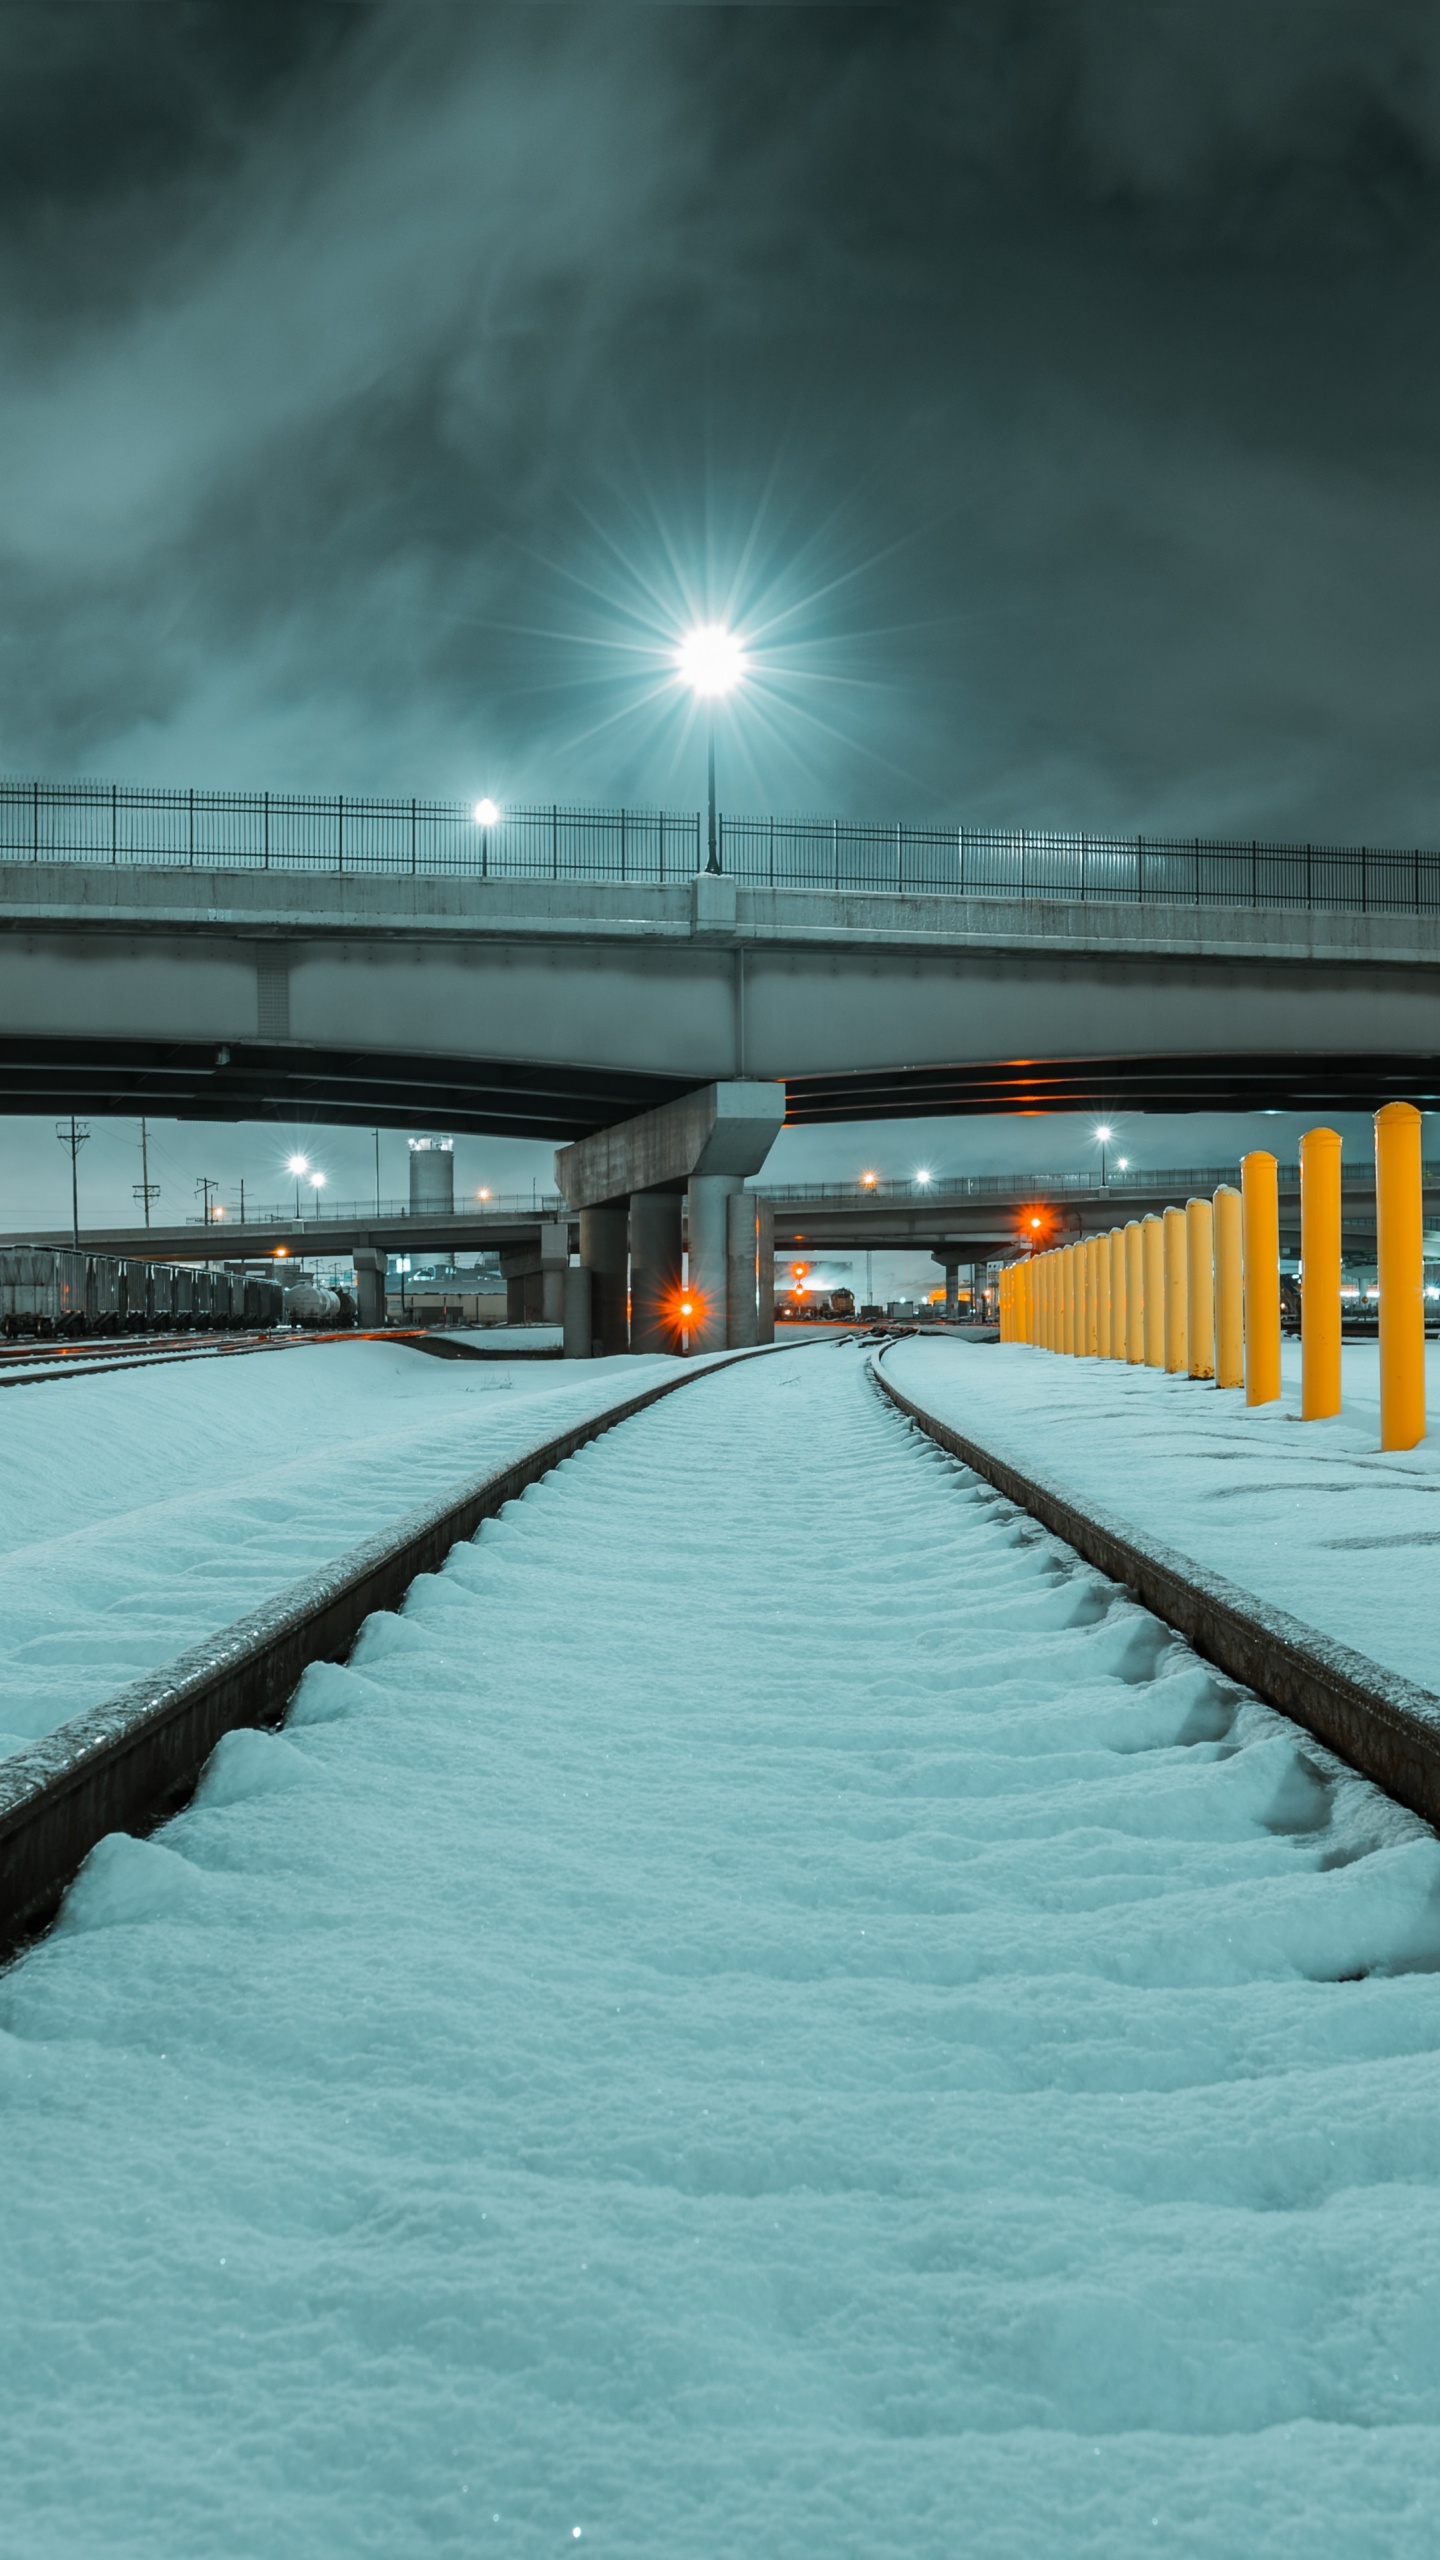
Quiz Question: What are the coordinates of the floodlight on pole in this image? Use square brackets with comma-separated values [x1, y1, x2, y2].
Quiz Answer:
[1094, 1124, 1114, 1185]
[287, 1152, 309, 1218]
[677, 624, 747, 876]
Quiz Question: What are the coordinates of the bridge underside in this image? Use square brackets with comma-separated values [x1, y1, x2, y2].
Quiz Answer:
[785, 1051, 1440, 1121]
[0, 1037, 1437, 1137]
[0, 1037, 691, 1139]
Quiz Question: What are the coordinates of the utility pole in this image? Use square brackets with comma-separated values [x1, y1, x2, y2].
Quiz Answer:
[195, 1175, 218, 1225]
[55, 1117, 89, 1252]
[239, 1177, 246, 1227]
[132, 1116, 159, 1228]
[374, 1128, 381, 1215]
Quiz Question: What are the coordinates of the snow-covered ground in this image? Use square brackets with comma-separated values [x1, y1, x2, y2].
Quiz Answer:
[0, 1338, 677, 1760]
[4, 1344, 1440, 2555]
[884, 1336, 1440, 1696]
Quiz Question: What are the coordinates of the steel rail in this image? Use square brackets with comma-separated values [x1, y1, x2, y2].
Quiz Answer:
[870, 1346, 1440, 1831]
[0, 1340, 805, 1959]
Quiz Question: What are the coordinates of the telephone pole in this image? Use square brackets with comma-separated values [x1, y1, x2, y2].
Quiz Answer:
[132, 1116, 159, 1228]
[195, 1175, 218, 1225]
[55, 1117, 89, 1252]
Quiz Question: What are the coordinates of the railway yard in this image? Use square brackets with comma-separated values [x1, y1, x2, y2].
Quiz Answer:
[3, 1337, 1440, 2555]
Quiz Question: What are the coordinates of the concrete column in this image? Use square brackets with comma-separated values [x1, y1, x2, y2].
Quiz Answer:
[630, 1189, 682, 1353]
[562, 1264, 593, 1358]
[756, 1198, 775, 1344]
[938, 1259, 960, 1322]
[352, 1248, 386, 1330]
[686, 1174, 742, 1353]
[726, 1190, 760, 1347]
[580, 1204, 629, 1356]
[506, 1273, 526, 1323]
[539, 1221, 569, 1327]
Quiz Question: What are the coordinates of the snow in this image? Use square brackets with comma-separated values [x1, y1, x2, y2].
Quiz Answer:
[884, 1335, 1440, 1697]
[0, 1337, 677, 1759]
[4, 1343, 1440, 2554]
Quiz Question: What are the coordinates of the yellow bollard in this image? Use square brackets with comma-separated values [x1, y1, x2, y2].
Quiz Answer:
[1376, 1100, 1425, 1451]
[1241, 1151, 1282, 1405]
[1186, 1198, 1215, 1379]
[1300, 1126, 1342, 1421]
[1163, 1204, 1188, 1374]
[1124, 1220, 1144, 1362]
[1096, 1230, 1111, 1359]
[1142, 1215, 1165, 1366]
[1213, 1185, 1243, 1388]
[1109, 1226, 1126, 1360]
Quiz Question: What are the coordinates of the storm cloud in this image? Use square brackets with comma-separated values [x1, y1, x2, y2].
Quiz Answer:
[4, 1, 1440, 841]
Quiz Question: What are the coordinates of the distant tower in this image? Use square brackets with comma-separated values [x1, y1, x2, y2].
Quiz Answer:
[408, 1136, 454, 1215]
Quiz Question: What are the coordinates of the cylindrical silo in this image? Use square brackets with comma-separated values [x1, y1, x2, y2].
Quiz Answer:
[408, 1138, 455, 1216]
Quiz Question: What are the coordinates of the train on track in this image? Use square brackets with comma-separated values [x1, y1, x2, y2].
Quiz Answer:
[0, 1247, 301, 1341]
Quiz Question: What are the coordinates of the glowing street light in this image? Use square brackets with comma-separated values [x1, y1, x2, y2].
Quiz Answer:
[473, 798, 500, 827]
[915, 1168, 933, 1188]
[309, 1171, 327, 1214]
[677, 623, 748, 875]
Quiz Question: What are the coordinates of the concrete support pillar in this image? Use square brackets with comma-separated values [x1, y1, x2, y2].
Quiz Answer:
[756, 1198, 775, 1344]
[352, 1248, 386, 1330]
[562, 1264, 593, 1359]
[506, 1273, 526, 1323]
[726, 1191, 762, 1347]
[687, 1174, 742, 1353]
[539, 1221, 569, 1328]
[580, 1204, 629, 1356]
[629, 1189, 682, 1354]
[941, 1261, 960, 1322]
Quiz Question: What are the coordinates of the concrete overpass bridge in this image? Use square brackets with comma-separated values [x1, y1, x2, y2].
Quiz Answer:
[1, 784, 1440, 1133]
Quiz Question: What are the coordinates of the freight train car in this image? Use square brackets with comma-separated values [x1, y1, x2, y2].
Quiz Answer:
[0, 1250, 287, 1340]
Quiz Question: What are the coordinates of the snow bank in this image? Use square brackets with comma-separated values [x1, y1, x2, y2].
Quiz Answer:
[2, 1344, 1439, 2555]
[884, 1335, 1440, 1698]
[0, 1339, 676, 1758]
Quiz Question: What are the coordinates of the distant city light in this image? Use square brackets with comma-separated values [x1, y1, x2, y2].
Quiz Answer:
[473, 798, 500, 826]
[677, 624, 747, 697]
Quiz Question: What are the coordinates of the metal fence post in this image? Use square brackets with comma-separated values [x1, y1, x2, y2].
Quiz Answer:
[410, 797, 417, 875]
[552, 804, 558, 880]
[263, 791, 269, 871]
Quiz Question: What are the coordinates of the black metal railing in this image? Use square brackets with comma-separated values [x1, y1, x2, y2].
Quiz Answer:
[3, 778, 1439, 915]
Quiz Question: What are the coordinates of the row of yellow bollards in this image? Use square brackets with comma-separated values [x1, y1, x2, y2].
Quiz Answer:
[996, 1100, 1427, 1451]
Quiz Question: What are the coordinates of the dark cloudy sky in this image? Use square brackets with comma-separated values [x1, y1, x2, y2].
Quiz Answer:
[0, 0, 1434, 1228]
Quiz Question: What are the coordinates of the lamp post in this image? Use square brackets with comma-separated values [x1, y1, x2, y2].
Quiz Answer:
[287, 1152, 309, 1219]
[677, 625, 747, 874]
[1094, 1124, 1113, 1187]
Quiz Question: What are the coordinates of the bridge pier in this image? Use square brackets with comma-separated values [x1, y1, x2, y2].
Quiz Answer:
[579, 1206, 630, 1356]
[630, 1190, 682, 1354]
[353, 1247, 387, 1330]
[557, 1082, 785, 1356]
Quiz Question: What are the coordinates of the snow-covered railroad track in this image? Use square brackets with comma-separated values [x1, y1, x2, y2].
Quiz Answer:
[4, 1344, 1440, 2557]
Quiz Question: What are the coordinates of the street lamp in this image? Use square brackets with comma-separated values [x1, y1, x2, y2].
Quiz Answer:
[287, 1152, 309, 1219]
[473, 798, 499, 827]
[915, 1168, 933, 1189]
[309, 1171, 327, 1215]
[677, 624, 747, 874]
[1094, 1124, 1113, 1186]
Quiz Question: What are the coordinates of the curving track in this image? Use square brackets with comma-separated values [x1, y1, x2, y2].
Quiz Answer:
[2, 1344, 1439, 2556]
